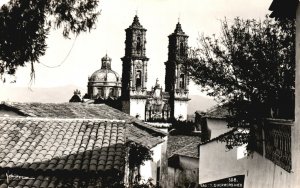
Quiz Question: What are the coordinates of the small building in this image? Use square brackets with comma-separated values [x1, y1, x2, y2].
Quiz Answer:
[195, 104, 232, 142]
[196, 104, 294, 188]
[198, 129, 247, 186]
[195, 104, 247, 186]
[167, 134, 201, 187]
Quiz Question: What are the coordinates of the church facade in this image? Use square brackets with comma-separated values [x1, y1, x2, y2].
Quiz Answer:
[121, 15, 190, 121]
[74, 15, 190, 121]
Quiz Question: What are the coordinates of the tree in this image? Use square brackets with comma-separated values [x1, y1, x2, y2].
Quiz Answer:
[127, 142, 153, 186]
[188, 16, 295, 150]
[0, 0, 100, 81]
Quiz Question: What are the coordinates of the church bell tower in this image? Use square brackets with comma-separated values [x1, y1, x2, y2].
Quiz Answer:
[121, 15, 149, 119]
[165, 21, 190, 120]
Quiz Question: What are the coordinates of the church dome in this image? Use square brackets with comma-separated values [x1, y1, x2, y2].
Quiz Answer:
[89, 54, 120, 83]
[89, 69, 120, 82]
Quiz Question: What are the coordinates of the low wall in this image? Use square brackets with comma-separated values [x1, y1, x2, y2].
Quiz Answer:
[244, 152, 292, 188]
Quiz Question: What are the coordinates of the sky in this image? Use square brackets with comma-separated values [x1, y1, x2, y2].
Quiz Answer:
[0, 0, 272, 98]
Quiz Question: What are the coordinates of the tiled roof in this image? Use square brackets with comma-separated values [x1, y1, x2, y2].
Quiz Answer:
[126, 122, 165, 148]
[0, 102, 135, 120]
[0, 174, 105, 188]
[167, 135, 201, 158]
[199, 129, 236, 146]
[172, 141, 201, 159]
[0, 102, 167, 148]
[196, 104, 230, 119]
[0, 117, 125, 175]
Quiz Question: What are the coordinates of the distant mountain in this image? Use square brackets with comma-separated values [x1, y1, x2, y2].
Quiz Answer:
[187, 95, 217, 115]
[0, 85, 86, 103]
[0, 86, 217, 115]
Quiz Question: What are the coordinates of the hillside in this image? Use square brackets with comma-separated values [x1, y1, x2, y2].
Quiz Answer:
[0, 86, 216, 115]
[0, 85, 86, 103]
[187, 95, 217, 114]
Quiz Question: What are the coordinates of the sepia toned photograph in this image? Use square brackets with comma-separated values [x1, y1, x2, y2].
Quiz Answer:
[0, 0, 298, 187]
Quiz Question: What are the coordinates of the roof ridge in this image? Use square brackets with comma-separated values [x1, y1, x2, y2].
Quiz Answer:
[199, 128, 236, 146]
[173, 142, 200, 156]
[133, 121, 167, 136]
[169, 135, 202, 159]
[0, 116, 126, 122]
[1, 102, 167, 137]
[1, 101, 106, 105]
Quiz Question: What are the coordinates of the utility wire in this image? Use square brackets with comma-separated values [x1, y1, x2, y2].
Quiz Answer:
[40, 35, 78, 68]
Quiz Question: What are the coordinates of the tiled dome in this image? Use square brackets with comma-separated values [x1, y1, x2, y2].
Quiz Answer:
[89, 69, 120, 82]
[89, 54, 120, 83]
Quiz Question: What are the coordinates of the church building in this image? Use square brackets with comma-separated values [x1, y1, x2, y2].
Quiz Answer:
[72, 15, 190, 121]
[86, 54, 122, 100]
[121, 15, 190, 121]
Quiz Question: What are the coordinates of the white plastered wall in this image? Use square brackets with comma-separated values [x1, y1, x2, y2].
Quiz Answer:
[199, 141, 247, 184]
[174, 100, 188, 120]
[140, 142, 163, 183]
[130, 98, 146, 120]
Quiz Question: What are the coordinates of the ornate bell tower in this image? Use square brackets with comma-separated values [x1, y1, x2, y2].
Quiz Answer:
[165, 21, 190, 120]
[121, 15, 149, 119]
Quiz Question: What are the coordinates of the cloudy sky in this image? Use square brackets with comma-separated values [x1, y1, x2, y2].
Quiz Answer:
[0, 0, 272, 98]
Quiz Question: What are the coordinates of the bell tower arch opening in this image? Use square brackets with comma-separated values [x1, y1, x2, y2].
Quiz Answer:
[180, 42, 185, 57]
[179, 74, 185, 89]
[136, 70, 142, 90]
[137, 36, 142, 52]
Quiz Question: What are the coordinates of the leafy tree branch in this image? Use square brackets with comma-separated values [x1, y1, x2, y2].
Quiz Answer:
[0, 0, 100, 81]
[188, 16, 295, 151]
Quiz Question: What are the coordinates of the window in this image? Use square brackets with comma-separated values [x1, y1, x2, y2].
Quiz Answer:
[137, 37, 142, 52]
[136, 70, 142, 89]
[180, 42, 185, 56]
[179, 74, 185, 88]
[98, 88, 104, 98]
[109, 88, 115, 97]
[156, 166, 160, 185]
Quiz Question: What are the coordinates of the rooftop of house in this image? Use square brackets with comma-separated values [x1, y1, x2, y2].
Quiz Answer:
[172, 141, 201, 159]
[0, 102, 167, 149]
[269, 0, 298, 19]
[199, 128, 237, 147]
[0, 102, 134, 120]
[167, 134, 201, 169]
[0, 102, 168, 187]
[167, 134, 201, 159]
[0, 174, 106, 188]
[196, 104, 230, 119]
[0, 117, 125, 187]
